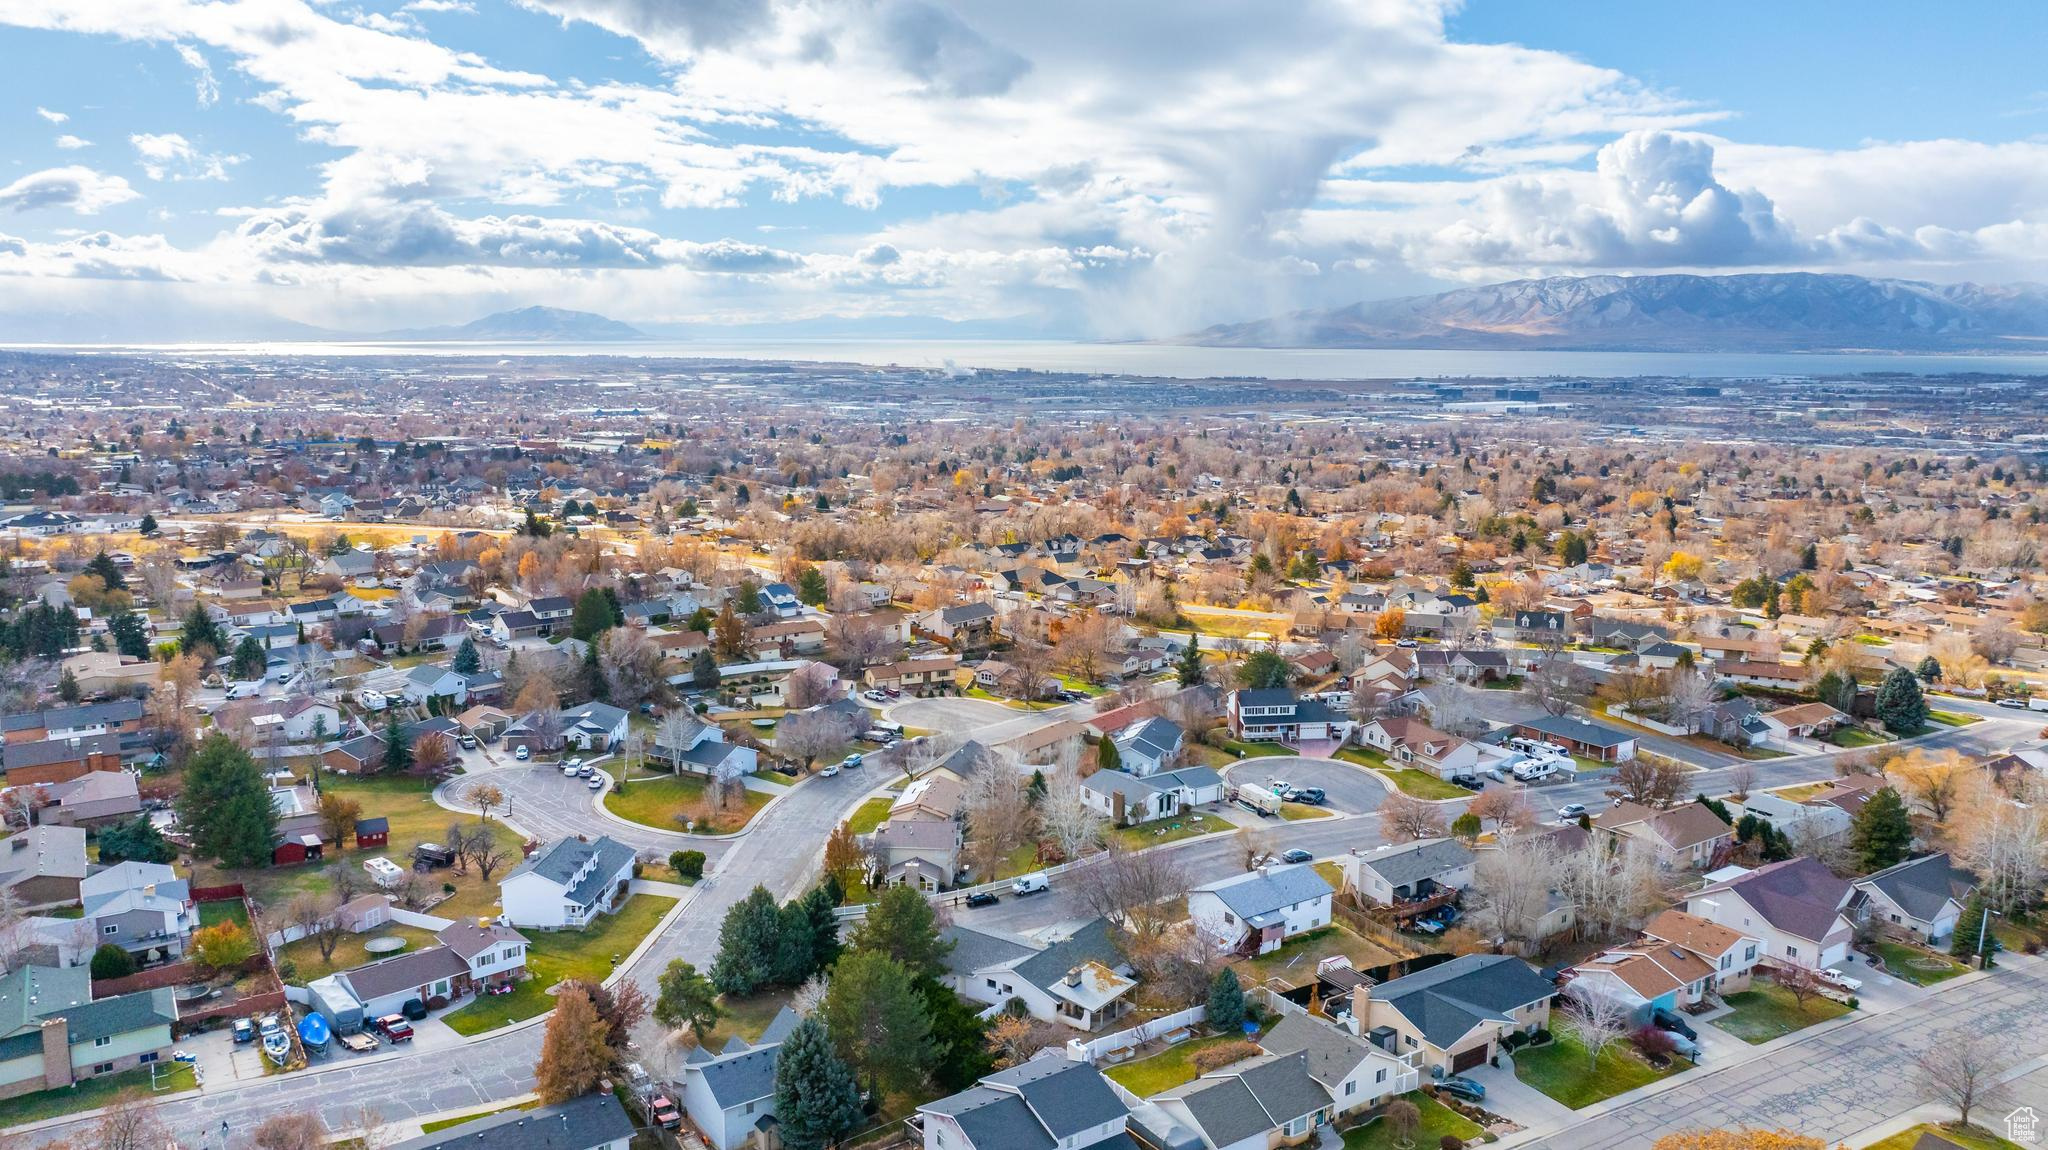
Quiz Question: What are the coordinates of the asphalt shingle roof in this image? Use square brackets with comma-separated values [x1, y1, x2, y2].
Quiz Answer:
[385, 1092, 635, 1150]
[1370, 954, 1556, 1051]
[1193, 865, 1332, 929]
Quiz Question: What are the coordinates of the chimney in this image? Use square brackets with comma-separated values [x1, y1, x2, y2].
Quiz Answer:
[1258, 863, 1271, 878]
[39, 1018, 70, 1090]
[143, 884, 155, 898]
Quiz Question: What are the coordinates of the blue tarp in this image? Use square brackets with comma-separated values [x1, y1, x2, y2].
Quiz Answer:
[297, 1013, 332, 1047]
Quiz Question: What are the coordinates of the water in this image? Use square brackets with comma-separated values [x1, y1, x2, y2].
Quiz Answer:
[13, 337, 2048, 380]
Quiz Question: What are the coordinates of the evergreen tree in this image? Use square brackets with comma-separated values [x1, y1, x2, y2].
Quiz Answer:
[230, 635, 268, 682]
[138, 513, 158, 536]
[1915, 655, 1942, 683]
[774, 901, 822, 985]
[96, 815, 176, 864]
[798, 566, 828, 607]
[692, 647, 721, 689]
[1799, 542, 1818, 570]
[1236, 650, 1291, 690]
[175, 734, 279, 868]
[796, 885, 842, 972]
[711, 886, 784, 997]
[1951, 894, 1999, 965]
[918, 976, 995, 1091]
[653, 960, 722, 1043]
[180, 604, 225, 658]
[1175, 635, 1206, 687]
[583, 641, 607, 703]
[85, 551, 126, 591]
[57, 668, 80, 703]
[738, 580, 763, 615]
[452, 636, 482, 675]
[820, 951, 934, 1096]
[382, 710, 412, 774]
[1026, 769, 1048, 805]
[847, 884, 953, 981]
[91, 944, 137, 981]
[1097, 736, 1122, 773]
[774, 1017, 864, 1150]
[1849, 786, 1912, 871]
[1814, 670, 1857, 714]
[108, 609, 150, 661]
[1449, 559, 1474, 589]
[1874, 667, 1929, 734]
[571, 587, 616, 642]
[1207, 968, 1247, 1032]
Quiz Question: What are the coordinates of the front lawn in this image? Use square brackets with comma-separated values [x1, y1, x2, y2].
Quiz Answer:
[845, 797, 894, 835]
[441, 894, 679, 1035]
[1827, 726, 1892, 748]
[604, 772, 771, 834]
[1867, 940, 1966, 986]
[1280, 802, 1333, 821]
[419, 1100, 540, 1134]
[1216, 738, 1294, 759]
[1342, 1092, 1488, 1150]
[1864, 1122, 2023, 1150]
[1768, 781, 1832, 803]
[1105, 1034, 1244, 1095]
[1233, 924, 1402, 987]
[1111, 814, 1220, 849]
[1714, 982, 1853, 1044]
[0, 1062, 195, 1128]
[1513, 1028, 1690, 1109]
[1378, 768, 1471, 801]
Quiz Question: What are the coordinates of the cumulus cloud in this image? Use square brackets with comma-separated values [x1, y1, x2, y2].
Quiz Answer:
[35, 107, 67, 123]
[0, 167, 140, 215]
[131, 133, 241, 181]
[54, 135, 91, 150]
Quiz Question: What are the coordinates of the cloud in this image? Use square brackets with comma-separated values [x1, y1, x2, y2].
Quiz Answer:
[35, 107, 66, 124]
[0, 167, 140, 215]
[403, 0, 476, 11]
[54, 135, 91, 150]
[874, 0, 1030, 97]
[175, 43, 219, 107]
[130, 133, 242, 181]
[516, 0, 772, 52]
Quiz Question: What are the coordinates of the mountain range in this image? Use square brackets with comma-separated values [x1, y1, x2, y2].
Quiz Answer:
[1191, 272, 2048, 352]
[375, 305, 646, 342]
[0, 303, 647, 345]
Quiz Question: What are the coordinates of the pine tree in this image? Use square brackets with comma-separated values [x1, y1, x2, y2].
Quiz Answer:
[711, 886, 784, 997]
[382, 710, 412, 774]
[1097, 736, 1122, 773]
[653, 959, 722, 1043]
[1207, 968, 1247, 1032]
[453, 636, 481, 675]
[181, 604, 225, 658]
[533, 983, 613, 1104]
[175, 734, 279, 868]
[57, 668, 80, 703]
[1915, 655, 1942, 682]
[797, 886, 842, 973]
[571, 588, 615, 642]
[1874, 667, 1929, 735]
[1849, 786, 1912, 871]
[797, 566, 828, 607]
[847, 884, 953, 981]
[692, 647, 721, 689]
[230, 635, 268, 682]
[821, 951, 935, 1096]
[85, 551, 126, 591]
[138, 513, 158, 536]
[775, 1017, 865, 1150]
[108, 609, 150, 661]
[1951, 895, 1999, 965]
[1176, 635, 1206, 687]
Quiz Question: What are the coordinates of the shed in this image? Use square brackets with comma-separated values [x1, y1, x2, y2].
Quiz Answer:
[272, 833, 325, 866]
[354, 816, 390, 850]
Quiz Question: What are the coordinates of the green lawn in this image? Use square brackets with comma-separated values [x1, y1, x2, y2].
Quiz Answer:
[276, 923, 440, 983]
[1104, 1035, 1244, 1095]
[1234, 924, 1401, 987]
[441, 894, 679, 1035]
[1513, 1028, 1690, 1109]
[419, 1100, 540, 1134]
[698, 987, 797, 1051]
[846, 797, 894, 835]
[1335, 746, 1389, 768]
[1111, 814, 1219, 849]
[1280, 802, 1333, 821]
[1715, 982, 1854, 1044]
[1868, 940, 1967, 986]
[198, 898, 250, 929]
[1342, 1092, 1488, 1150]
[1827, 726, 1893, 748]
[0, 1062, 195, 1128]
[1217, 738, 1294, 759]
[1927, 710, 1982, 727]
[1768, 781, 1832, 803]
[1379, 768, 1470, 800]
[604, 771, 771, 835]
[1864, 1123, 2023, 1150]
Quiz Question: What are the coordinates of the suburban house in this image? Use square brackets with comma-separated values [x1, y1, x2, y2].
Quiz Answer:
[1225, 690, 1352, 750]
[1080, 766, 1226, 827]
[864, 655, 962, 694]
[0, 965, 177, 1100]
[36, 770, 142, 828]
[1508, 716, 1637, 763]
[1353, 717, 1484, 780]
[56, 652, 157, 700]
[865, 817, 963, 892]
[1339, 838, 1474, 916]
[399, 663, 472, 708]
[2, 735, 127, 788]
[304, 922, 527, 1032]
[1683, 858, 1855, 970]
[1153, 1051, 1335, 1149]
[1851, 853, 1975, 944]
[942, 919, 1140, 1031]
[382, 1084, 635, 1150]
[760, 583, 803, 618]
[1413, 649, 1512, 684]
[79, 861, 195, 964]
[1566, 943, 1717, 1024]
[649, 715, 758, 778]
[560, 701, 631, 752]
[1492, 609, 1575, 644]
[679, 1006, 802, 1150]
[1256, 1013, 1419, 1119]
[0, 827, 88, 907]
[1723, 788, 1855, 844]
[1355, 953, 1556, 1074]
[1112, 717, 1184, 777]
[1, 700, 148, 749]
[1756, 702, 1853, 743]
[912, 1056, 1133, 1150]
[1638, 909, 1762, 994]
[499, 835, 638, 929]
[1592, 802, 1734, 869]
[436, 920, 532, 991]
[918, 602, 999, 647]
[1189, 864, 1333, 956]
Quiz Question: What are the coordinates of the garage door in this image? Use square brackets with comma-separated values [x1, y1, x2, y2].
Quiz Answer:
[1450, 1044, 1488, 1074]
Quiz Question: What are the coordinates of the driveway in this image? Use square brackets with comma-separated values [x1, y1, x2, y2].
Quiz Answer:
[1219, 755, 1390, 816]
[1465, 1056, 1576, 1128]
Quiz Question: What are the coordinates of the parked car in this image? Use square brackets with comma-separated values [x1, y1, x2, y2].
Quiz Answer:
[650, 1097, 681, 1130]
[586, 774, 604, 791]
[374, 1015, 415, 1042]
[1556, 803, 1588, 821]
[514, 744, 531, 761]
[1395, 638, 1420, 649]
[1435, 1076, 1485, 1102]
[1818, 968, 1862, 993]
[863, 690, 887, 702]
[1409, 916, 1445, 936]
[963, 891, 1000, 908]
[458, 733, 478, 750]
[820, 763, 841, 777]
[1449, 775, 1483, 791]
[231, 1018, 255, 1045]
[840, 753, 863, 769]
[1280, 848, 1314, 864]
[1997, 698, 2029, 709]
[1650, 1006, 1697, 1042]
[1285, 787, 1326, 805]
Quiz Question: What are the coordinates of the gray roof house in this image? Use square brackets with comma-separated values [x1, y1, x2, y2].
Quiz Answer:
[1113, 718, 1184, 777]
[1341, 838, 1475, 909]
[1155, 1051, 1333, 1149]
[384, 1092, 634, 1150]
[1360, 954, 1557, 1073]
[913, 1055, 1136, 1150]
[942, 919, 1139, 1031]
[499, 835, 638, 930]
[1256, 1013, 1419, 1118]
[679, 1005, 802, 1150]
[1851, 852, 1976, 944]
[1188, 864, 1333, 956]
[0, 965, 177, 1099]
[79, 861, 195, 961]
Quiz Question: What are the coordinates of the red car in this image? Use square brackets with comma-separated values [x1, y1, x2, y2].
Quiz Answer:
[650, 1096, 681, 1130]
[374, 1015, 414, 1043]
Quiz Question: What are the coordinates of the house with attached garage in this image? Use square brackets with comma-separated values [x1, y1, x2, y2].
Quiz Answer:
[557, 700, 630, 752]
[37, 769, 142, 829]
[678, 1006, 802, 1150]
[398, 663, 471, 708]
[1079, 765, 1226, 827]
[1638, 909, 1762, 994]
[912, 1055, 1135, 1150]
[499, 835, 637, 930]
[1339, 838, 1474, 912]
[1153, 1051, 1336, 1150]
[940, 918, 1140, 1032]
[1592, 802, 1733, 870]
[0, 827, 88, 908]
[1564, 942, 1717, 1025]
[1255, 1013, 1418, 1120]
[0, 965, 177, 1100]
[1850, 852, 1975, 944]
[1683, 857, 1855, 970]
[648, 714, 758, 778]
[381, 1091, 635, 1150]
[1354, 953, 1556, 1075]
[1224, 690, 1352, 749]
[1188, 864, 1333, 957]
[1508, 715, 1636, 763]
[435, 920, 531, 991]
[1353, 717, 1484, 781]
[760, 583, 803, 619]
[79, 861, 195, 964]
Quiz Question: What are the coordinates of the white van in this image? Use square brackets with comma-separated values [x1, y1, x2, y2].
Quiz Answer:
[1011, 872, 1049, 896]
[225, 681, 262, 700]
[2030, 698, 2048, 713]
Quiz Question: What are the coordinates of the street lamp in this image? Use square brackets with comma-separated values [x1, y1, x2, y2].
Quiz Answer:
[1977, 906, 2003, 967]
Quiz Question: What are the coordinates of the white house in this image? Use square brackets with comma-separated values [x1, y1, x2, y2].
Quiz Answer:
[1112, 717, 1184, 777]
[1341, 838, 1474, 909]
[435, 920, 530, 990]
[1256, 1013, 1418, 1119]
[499, 836, 637, 929]
[941, 919, 1139, 1032]
[1189, 864, 1333, 956]
[1153, 1051, 1334, 1150]
[1639, 909, 1762, 994]
[915, 1058, 1130, 1150]
[560, 701, 631, 752]
[1683, 858, 1855, 970]
[678, 1006, 801, 1150]
[398, 663, 470, 707]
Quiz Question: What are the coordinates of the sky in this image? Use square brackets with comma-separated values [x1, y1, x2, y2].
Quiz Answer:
[1, 0, 2046, 338]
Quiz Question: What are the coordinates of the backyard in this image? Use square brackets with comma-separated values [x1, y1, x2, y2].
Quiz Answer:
[1714, 982, 1854, 1044]
[276, 922, 441, 983]
[1341, 1092, 1489, 1150]
[1104, 1034, 1243, 1095]
[1233, 924, 1402, 987]
[603, 769, 772, 835]
[441, 893, 679, 1035]
[1513, 1028, 1691, 1109]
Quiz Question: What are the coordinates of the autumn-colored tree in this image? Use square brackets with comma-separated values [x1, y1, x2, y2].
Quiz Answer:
[1374, 608, 1407, 642]
[533, 983, 614, 1104]
[317, 793, 362, 846]
[191, 920, 256, 971]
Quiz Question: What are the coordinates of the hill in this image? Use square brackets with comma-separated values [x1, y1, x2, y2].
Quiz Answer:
[379, 305, 646, 342]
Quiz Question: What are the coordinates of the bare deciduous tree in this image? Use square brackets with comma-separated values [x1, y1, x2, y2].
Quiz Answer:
[776, 709, 857, 771]
[1471, 834, 1559, 948]
[1039, 765, 1106, 862]
[462, 828, 512, 884]
[1919, 1032, 2003, 1129]
[1071, 839, 1189, 937]
[1564, 985, 1633, 1069]
[1609, 757, 1689, 808]
[1378, 793, 1447, 843]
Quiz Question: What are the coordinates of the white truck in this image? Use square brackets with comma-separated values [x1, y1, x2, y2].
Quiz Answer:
[1234, 783, 1282, 817]
[2030, 697, 2048, 713]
